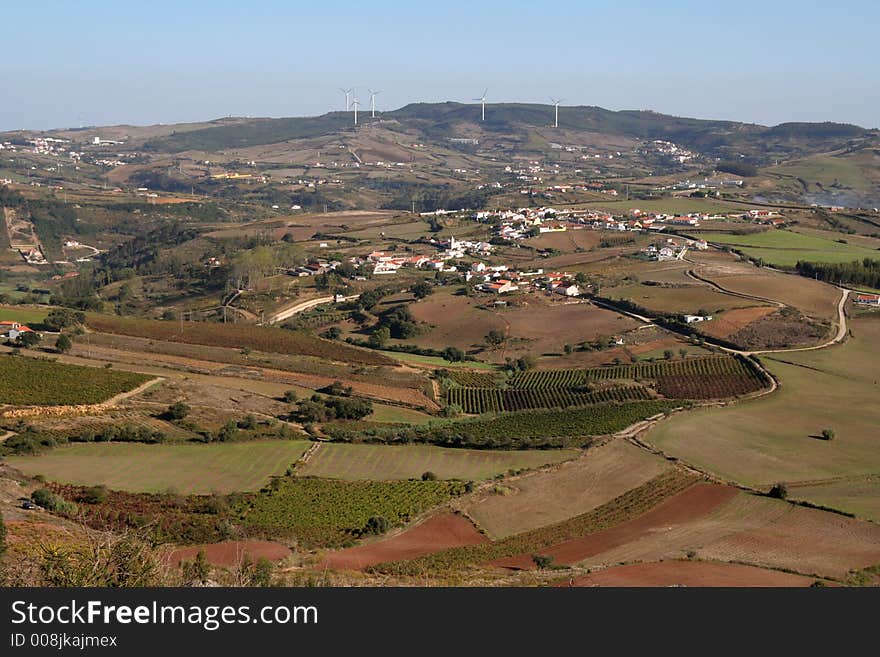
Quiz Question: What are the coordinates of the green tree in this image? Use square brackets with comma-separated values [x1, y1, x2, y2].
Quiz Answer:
[16, 331, 41, 349]
[421, 471, 437, 481]
[532, 554, 554, 569]
[283, 389, 298, 404]
[443, 346, 465, 362]
[678, 348, 688, 359]
[821, 428, 835, 441]
[55, 333, 73, 354]
[363, 516, 389, 536]
[411, 281, 433, 299]
[368, 326, 390, 348]
[663, 349, 674, 360]
[164, 402, 190, 421]
[485, 329, 506, 347]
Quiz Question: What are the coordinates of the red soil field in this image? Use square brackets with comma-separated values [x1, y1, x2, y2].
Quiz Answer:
[320, 514, 487, 571]
[165, 540, 291, 567]
[560, 560, 818, 587]
[492, 483, 738, 570]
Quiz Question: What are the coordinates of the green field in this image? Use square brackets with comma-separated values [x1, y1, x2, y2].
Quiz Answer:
[0, 305, 51, 325]
[378, 350, 497, 369]
[368, 403, 437, 424]
[647, 318, 880, 508]
[241, 477, 465, 547]
[6, 440, 313, 494]
[692, 229, 880, 267]
[296, 443, 579, 481]
[0, 354, 152, 406]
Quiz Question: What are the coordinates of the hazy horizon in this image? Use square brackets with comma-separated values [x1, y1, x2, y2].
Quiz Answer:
[3, 0, 878, 132]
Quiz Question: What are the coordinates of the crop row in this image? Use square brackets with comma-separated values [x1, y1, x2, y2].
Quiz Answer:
[86, 314, 392, 366]
[0, 354, 151, 406]
[445, 385, 653, 414]
[507, 355, 755, 388]
[369, 469, 701, 574]
[239, 478, 467, 547]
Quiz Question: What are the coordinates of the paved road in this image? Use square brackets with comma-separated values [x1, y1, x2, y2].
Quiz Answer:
[267, 294, 359, 325]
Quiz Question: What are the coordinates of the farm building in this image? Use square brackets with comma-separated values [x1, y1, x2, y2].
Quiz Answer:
[854, 294, 880, 306]
[0, 321, 35, 340]
[482, 280, 518, 294]
[684, 314, 712, 323]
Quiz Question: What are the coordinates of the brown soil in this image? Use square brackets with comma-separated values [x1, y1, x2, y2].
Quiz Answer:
[698, 306, 778, 338]
[164, 540, 291, 567]
[320, 514, 487, 571]
[492, 484, 739, 569]
[562, 560, 818, 587]
[728, 309, 829, 349]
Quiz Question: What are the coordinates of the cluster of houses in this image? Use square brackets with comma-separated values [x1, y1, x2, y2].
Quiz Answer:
[472, 268, 582, 297]
[362, 236, 493, 275]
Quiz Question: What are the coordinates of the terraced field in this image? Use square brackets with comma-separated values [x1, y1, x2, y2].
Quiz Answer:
[445, 355, 768, 409]
[6, 440, 313, 494]
[296, 443, 579, 481]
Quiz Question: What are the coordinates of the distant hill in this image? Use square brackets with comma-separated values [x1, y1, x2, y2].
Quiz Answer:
[139, 103, 876, 162]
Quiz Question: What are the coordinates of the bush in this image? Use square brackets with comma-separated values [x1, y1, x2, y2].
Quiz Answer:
[769, 482, 788, 500]
[55, 333, 73, 354]
[78, 485, 108, 504]
[421, 471, 438, 481]
[532, 554, 554, 569]
[31, 488, 77, 516]
[821, 428, 835, 441]
[164, 402, 190, 421]
[362, 515, 389, 536]
[283, 389, 298, 404]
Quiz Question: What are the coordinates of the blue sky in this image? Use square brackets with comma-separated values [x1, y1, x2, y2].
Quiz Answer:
[2, 0, 878, 130]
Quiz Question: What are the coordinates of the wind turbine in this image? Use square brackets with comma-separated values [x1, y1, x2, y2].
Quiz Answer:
[352, 98, 360, 126]
[474, 89, 487, 121]
[340, 88, 353, 111]
[549, 97, 564, 128]
[368, 89, 382, 118]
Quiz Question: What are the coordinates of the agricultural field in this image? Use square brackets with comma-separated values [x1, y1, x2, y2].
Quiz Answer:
[296, 443, 579, 481]
[445, 384, 654, 414]
[603, 282, 760, 315]
[408, 291, 638, 363]
[371, 469, 700, 575]
[687, 252, 841, 319]
[466, 440, 672, 539]
[647, 318, 880, 509]
[691, 228, 880, 267]
[6, 440, 313, 494]
[0, 304, 50, 324]
[85, 314, 392, 366]
[240, 477, 467, 547]
[479, 355, 770, 401]
[0, 354, 152, 406]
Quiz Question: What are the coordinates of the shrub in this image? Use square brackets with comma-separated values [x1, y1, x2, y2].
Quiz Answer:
[79, 485, 108, 504]
[164, 402, 190, 421]
[769, 482, 788, 500]
[532, 554, 554, 569]
[362, 515, 389, 536]
[55, 334, 73, 354]
[821, 428, 835, 441]
[283, 389, 298, 404]
[421, 471, 438, 481]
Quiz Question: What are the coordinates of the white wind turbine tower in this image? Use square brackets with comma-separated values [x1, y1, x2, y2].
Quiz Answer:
[549, 97, 564, 128]
[340, 88, 353, 111]
[352, 97, 360, 126]
[474, 89, 487, 121]
[368, 89, 382, 118]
